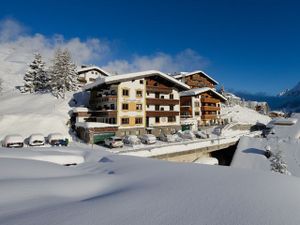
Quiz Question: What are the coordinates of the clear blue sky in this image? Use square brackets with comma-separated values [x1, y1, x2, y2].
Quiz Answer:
[1, 0, 300, 95]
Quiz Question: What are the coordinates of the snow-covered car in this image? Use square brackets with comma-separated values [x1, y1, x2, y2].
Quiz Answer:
[139, 134, 156, 144]
[28, 133, 45, 146]
[158, 133, 182, 142]
[2, 135, 24, 148]
[194, 157, 219, 165]
[177, 130, 196, 140]
[194, 130, 208, 139]
[47, 133, 67, 146]
[104, 136, 124, 148]
[123, 135, 141, 146]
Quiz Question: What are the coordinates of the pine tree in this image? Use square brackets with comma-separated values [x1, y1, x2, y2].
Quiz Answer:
[23, 53, 49, 93]
[49, 48, 78, 98]
[270, 151, 291, 175]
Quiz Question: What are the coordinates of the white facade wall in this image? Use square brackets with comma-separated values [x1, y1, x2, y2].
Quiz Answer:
[117, 79, 146, 128]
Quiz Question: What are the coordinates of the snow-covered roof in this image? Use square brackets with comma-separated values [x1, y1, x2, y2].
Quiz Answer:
[173, 70, 219, 85]
[77, 66, 111, 76]
[268, 118, 298, 126]
[84, 70, 190, 91]
[180, 87, 227, 101]
[75, 122, 118, 129]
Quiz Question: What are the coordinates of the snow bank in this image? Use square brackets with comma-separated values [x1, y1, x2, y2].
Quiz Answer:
[1, 146, 300, 225]
[221, 104, 271, 125]
[0, 92, 72, 141]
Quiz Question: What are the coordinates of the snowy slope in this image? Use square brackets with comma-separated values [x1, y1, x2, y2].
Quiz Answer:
[221, 104, 271, 125]
[0, 91, 72, 141]
[282, 81, 300, 97]
[1, 146, 300, 225]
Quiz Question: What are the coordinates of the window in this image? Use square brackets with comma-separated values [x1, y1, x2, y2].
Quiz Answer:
[147, 91, 150, 96]
[154, 82, 158, 86]
[155, 105, 159, 111]
[170, 105, 174, 111]
[110, 104, 115, 110]
[122, 103, 129, 110]
[155, 93, 159, 98]
[195, 102, 200, 107]
[168, 116, 176, 122]
[160, 107, 164, 111]
[155, 117, 160, 123]
[135, 117, 143, 124]
[121, 118, 129, 125]
[109, 118, 116, 124]
[136, 90, 143, 97]
[122, 89, 129, 96]
[170, 94, 174, 99]
[140, 80, 144, 84]
[136, 104, 143, 111]
[160, 95, 164, 99]
[195, 111, 200, 116]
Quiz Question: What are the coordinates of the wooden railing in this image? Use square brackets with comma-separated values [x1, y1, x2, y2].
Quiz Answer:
[201, 98, 220, 104]
[146, 85, 173, 94]
[201, 114, 218, 120]
[201, 106, 220, 111]
[146, 98, 179, 105]
[146, 111, 179, 117]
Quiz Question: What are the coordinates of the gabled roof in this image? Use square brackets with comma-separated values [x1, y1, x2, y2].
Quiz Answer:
[77, 66, 111, 76]
[180, 87, 227, 101]
[173, 70, 219, 85]
[84, 70, 191, 91]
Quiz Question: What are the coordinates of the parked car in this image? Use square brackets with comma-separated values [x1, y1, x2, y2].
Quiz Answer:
[104, 136, 124, 148]
[194, 157, 219, 165]
[123, 135, 141, 146]
[28, 133, 45, 146]
[158, 133, 181, 142]
[2, 135, 24, 148]
[139, 134, 156, 144]
[177, 130, 196, 140]
[47, 133, 67, 146]
[194, 130, 208, 139]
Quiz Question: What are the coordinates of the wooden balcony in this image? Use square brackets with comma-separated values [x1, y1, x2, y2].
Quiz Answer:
[201, 98, 220, 104]
[77, 110, 117, 117]
[201, 106, 220, 111]
[146, 98, 179, 105]
[201, 114, 218, 120]
[146, 85, 173, 94]
[146, 111, 179, 117]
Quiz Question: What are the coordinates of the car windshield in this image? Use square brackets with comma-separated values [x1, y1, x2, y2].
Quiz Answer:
[113, 138, 122, 141]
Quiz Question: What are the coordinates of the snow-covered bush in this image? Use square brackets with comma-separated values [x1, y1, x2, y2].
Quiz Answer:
[49, 48, 78, 99]
[23, 53, 49, 93]
[270, 151, 291, 175]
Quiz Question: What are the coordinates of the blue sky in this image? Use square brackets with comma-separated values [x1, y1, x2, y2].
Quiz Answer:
[0, 0, 300, 95]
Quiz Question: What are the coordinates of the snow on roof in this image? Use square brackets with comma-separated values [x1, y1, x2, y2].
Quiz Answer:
[173, 70, 219, 85]
[75, 122, 118, 129]
[180, 87, 227, 101]
[77, 66, 111, 76]
[72, 107, 90, 113]
[268, 118, 298, 126]
[84, 70, 190, 91]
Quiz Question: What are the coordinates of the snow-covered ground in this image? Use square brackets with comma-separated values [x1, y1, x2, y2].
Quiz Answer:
[0, 91, 72, 141]
[232, 113, 300, 176]
[1, 145, 300, 225]
[221, 104, 271, 125]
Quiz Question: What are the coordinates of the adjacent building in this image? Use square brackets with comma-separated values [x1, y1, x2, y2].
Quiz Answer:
[77, 66, 111, 87]
[173, 71, 219, 89]
[73, 70, 190, 143]
[180, 87, 227, 129]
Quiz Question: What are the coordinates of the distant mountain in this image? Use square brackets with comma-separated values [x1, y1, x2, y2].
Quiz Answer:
[277, 89, 290, 97]
[282, 82, 300, 97]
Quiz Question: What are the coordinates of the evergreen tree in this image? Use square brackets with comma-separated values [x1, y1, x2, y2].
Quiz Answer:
[23, 53, 49, 93]
[270, 151, 291, 175]
[49, 48, 78, 98]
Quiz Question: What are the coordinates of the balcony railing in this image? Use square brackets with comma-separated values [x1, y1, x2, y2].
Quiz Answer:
[201, 98, 220, 104]
[201, 106, 220, 111]
[146, 98, 179, 105]
[201, 114, 218, 120]
[146, 111, 179, 117]
[146, 85, 173, 94]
